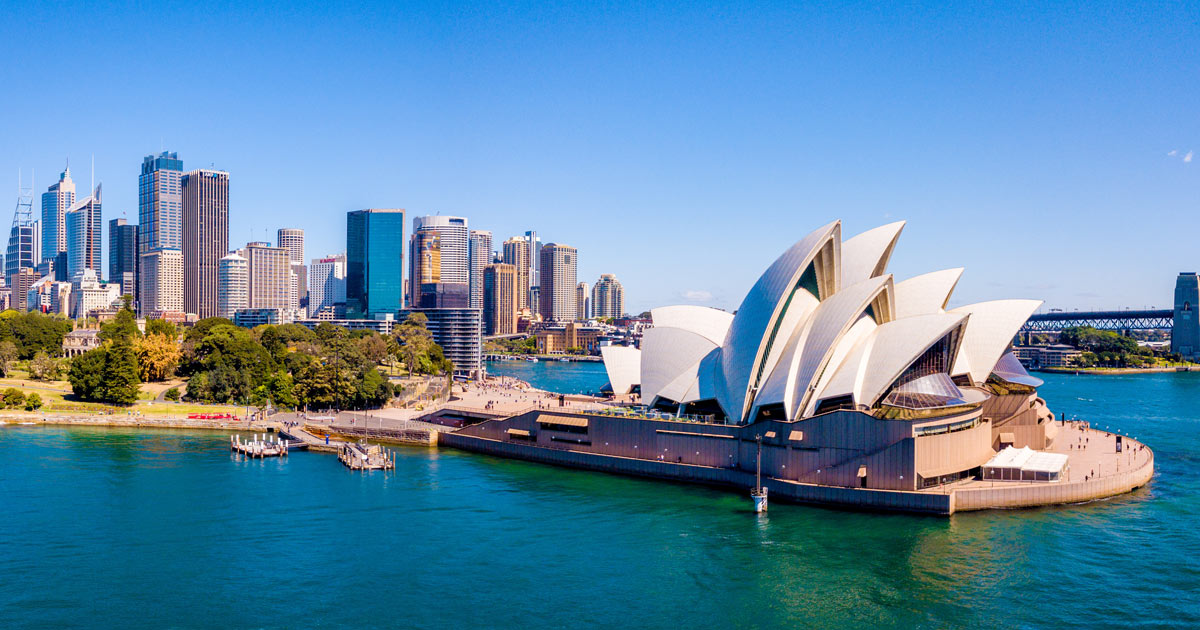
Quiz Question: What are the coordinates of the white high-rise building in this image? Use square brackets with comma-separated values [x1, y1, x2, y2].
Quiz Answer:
[591, 274, 625, 319]
[308, 254, 346, 317]
[576, 281, 589, 321]
[218, 253, 248, 319]
[277, 228, 304, 264]
[468, 229, 492, 310]
[140, 248, 184, 315]
[412, 216, 469, 284]
[70, 269, 120, 319]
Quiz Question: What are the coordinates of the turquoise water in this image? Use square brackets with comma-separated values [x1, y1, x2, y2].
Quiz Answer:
[486, 358, 609, 394]
[2, 369, 1198, 628]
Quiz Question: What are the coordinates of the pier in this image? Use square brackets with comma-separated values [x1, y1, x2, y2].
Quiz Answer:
[338, 441, 396, 471]
[231, 433, 289, 458]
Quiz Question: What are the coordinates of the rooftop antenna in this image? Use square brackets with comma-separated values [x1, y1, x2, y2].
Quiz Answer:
[91, 154, 95, 192]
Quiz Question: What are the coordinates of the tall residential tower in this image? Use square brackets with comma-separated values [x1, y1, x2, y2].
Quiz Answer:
[182, 169, 229, 318]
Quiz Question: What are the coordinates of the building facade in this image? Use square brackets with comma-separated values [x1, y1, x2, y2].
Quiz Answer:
[218, 253, 249, 319]
[41, 164, 75, 263]
[308, 254, 346, 318]
[591, 274, 625, 319]
[139, 152, 184, 303]
[245, 242, 291, 310]
[409, 216, 470, 309]
[277, 228, 304, 264]
[65, 184, 102, 280]
[576, 282, 589, 321]
[346, 208, 405, 319]
[483, 263, 518, 336]
[182, 169, 229, 318]
[538, 243, 577, 323]
[407, 307, 483, 378]
[108, 218, 138, 298]
[501, 236, 531, 310]
[468, 229, 492, 310]
[140, 248, 184, 315]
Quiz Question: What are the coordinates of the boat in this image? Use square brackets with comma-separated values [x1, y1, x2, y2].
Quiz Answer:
[559, 358, 570, 362]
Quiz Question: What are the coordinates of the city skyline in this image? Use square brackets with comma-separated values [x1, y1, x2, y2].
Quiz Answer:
[2, 4, 1198, 314]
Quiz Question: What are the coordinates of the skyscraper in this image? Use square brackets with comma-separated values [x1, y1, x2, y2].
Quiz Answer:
[277, 228, 304, 264]
[278, 227, 307, 312]
[525, 230, 542, 295]
[217, 253, 248, 319]
[245, 241, 291, 310]
[483, 263, 517, 335]
[346, 209, 405, 319]
[308, 254, 346, 318]
[41, 164, 74, 263]
[538, 243, 577, 323]
[7, 175, 36, 287]
[182, 169, 229, 318]
[501, 236, 531, 310]
[591, 273, 625, 319]
[576, 281, 589, 321]
[409, 215, 469, 309]
[108, 218, 138, 298]
[65, 184, 102, 280]
[141, 248, 184, 315]
[139, 152, 183, 305]
[468, 230, 492, 311]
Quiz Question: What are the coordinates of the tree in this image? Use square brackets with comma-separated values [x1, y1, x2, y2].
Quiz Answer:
[145, 319, 178, 339]
[394, 313, 436, 374]
[100, 305, 140, 344]
[134, 333, 182, 381]
[164, 387, 180, 402]
[28, 352, 62, 381]
[0, 341, 18, 376]
[100, 342, 142, 405]
[25, 392, 43, 411]
[0, 310, 74, 359]
[2, 388, 25, 409]
[358, 333, 390, 365]
[184, 317, 235, 343]
[69, 348, 108, 400]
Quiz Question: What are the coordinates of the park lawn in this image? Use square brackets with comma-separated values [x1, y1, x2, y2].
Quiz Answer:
[134, 401, 244, 416]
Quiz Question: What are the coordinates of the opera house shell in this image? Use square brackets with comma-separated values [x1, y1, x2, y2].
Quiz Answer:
[603, 220, 1043, 426]
[443, 219, 1152, 512]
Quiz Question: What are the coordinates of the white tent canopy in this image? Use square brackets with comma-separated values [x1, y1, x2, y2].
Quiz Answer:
[983, 446, 1069, 482]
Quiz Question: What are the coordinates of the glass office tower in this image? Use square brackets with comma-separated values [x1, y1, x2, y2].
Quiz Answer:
[346, 208, 405, 319]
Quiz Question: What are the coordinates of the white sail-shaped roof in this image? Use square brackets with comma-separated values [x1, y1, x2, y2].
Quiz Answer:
[812, 312, 969, 412]
[640, 327, 718, 403]
[715, 221, 841, 423]
[649, 305, 733, 346]
[600, 345, 641, 395]
[893, 268, 964, 319]
[949, 299, 1042, 385]
[840, 221, 905, 286]
[751, 275, 894, 420]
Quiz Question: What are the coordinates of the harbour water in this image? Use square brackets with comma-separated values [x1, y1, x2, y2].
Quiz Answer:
[2, 365, 1198, 628]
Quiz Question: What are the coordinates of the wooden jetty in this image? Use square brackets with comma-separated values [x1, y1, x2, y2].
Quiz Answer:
[231, 433, 289, 458]
[338, 441, 396, 471]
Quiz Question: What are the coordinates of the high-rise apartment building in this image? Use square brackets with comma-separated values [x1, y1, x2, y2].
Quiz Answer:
[245, 241, 291, 310]
[538, 243, 577, 323]
[576, 281, 589, 321]
[591, 273, 625, 319]
[139, 152, 183, 304]
[10, 268, 37, 312]
[182, 169, 229, 318]
[468, 230, 492, 310]
[409, 215, 469, 309]
[483, 263, 518, 336]
[65, 184, 102, 280]
[41, 164, 75, 263]
[346, 209, 405, 319]
[141, 248, 184, 315]
[308, 254, 346, 318]
[217, 253, 248, 319]
[108, 218, 138, 298]
[501, 236, 531, 310]
[407, 307, 483, 378]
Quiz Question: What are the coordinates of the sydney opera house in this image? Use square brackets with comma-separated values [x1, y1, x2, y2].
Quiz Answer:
[444, 221, 1153, 513]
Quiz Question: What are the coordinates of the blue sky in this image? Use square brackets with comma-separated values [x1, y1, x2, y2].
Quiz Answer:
[1, 1, 1196, 314]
